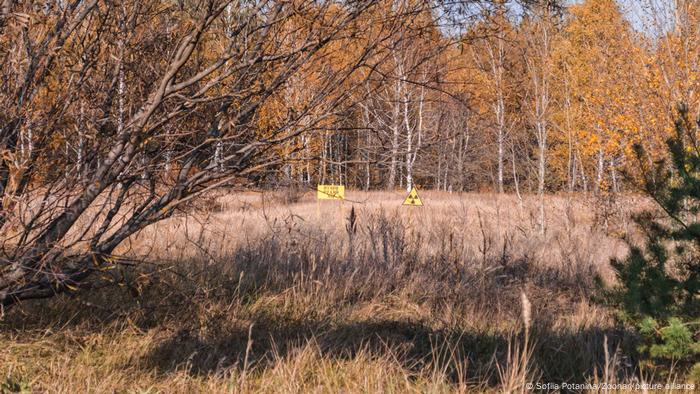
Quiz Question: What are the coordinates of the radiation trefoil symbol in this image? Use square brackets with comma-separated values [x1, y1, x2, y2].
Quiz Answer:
[402, 187, 423, 206]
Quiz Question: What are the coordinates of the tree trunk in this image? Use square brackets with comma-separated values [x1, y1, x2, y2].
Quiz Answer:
[595, 148, 604, 194]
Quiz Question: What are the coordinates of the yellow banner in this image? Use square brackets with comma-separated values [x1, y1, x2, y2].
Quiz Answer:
[317, 184, 345, 200]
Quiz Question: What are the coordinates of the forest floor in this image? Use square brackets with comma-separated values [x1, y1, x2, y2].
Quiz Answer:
[0, 191, 686, 392]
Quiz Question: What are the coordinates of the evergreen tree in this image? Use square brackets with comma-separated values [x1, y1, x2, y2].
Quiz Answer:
[605, 104, 700, 374]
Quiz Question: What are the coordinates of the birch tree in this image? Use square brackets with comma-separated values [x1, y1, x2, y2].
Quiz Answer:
[523, 4, 555, 234]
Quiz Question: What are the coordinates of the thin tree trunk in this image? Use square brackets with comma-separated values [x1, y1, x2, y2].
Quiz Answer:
[436, 149, 442, 190]
[320, 133, 327, 184]
[77, 103, 84, 177]
[496, 103, 505, 194]
[570, 151, 578, 191]
[511, 144, 522, 209]
[387, 76, 402, 189]
[595, 147, 604, 194]
[405, 84, 423, 192]
[404, 86, 413, 191]
[610, 157, 619, 193]
[577, 150, 588, 192]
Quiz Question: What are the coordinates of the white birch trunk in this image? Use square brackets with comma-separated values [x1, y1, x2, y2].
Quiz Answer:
[387, 78, 401, 189]
[484, 35, 507, 194]
[595, 147, 604, 194]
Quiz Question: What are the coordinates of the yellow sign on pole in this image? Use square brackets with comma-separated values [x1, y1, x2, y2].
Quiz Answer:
[402, 187, 423, 206]
[317, 184, 345, 200]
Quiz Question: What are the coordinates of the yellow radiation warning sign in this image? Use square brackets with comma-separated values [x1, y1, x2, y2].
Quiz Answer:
[317, 184, 345, 200]
[402, 187, 423, 206]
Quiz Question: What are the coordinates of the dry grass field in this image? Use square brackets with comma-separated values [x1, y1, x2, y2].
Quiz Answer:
[0, 191, 678, 393]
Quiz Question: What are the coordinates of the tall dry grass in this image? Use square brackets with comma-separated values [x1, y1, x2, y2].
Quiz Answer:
[0, 191, 674, 393]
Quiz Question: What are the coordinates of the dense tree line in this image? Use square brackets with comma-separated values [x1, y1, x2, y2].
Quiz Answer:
[270, 0, 700, 197]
